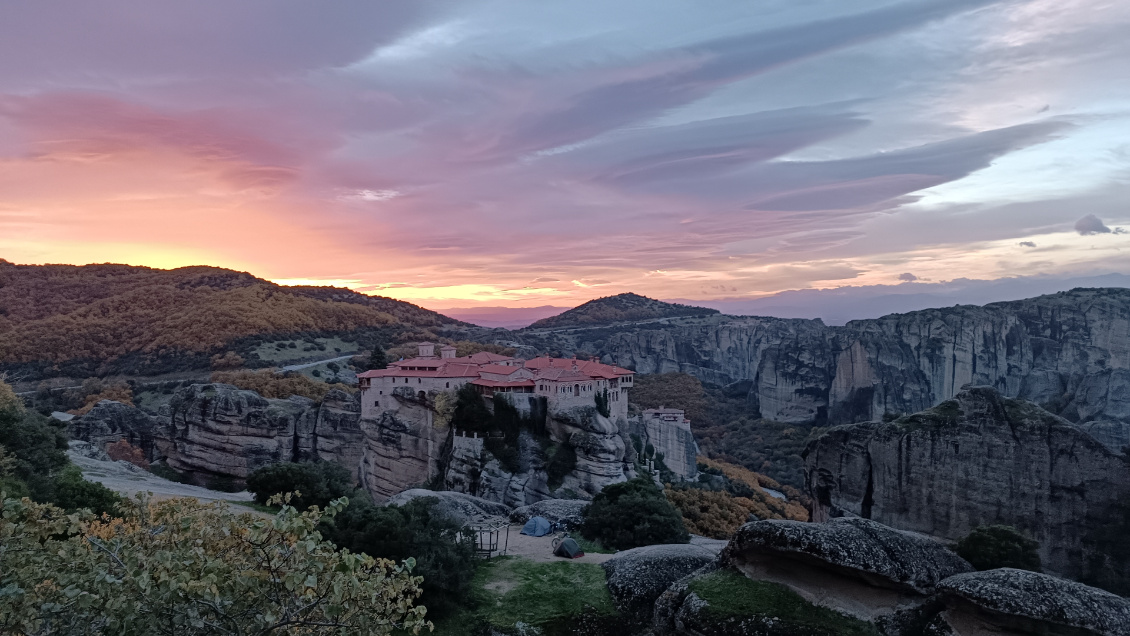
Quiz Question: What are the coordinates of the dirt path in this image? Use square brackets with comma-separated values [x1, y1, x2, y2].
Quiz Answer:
[494, 525, 617, 564]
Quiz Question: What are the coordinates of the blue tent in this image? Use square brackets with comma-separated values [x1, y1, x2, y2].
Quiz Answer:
[521, 516, 552, 537]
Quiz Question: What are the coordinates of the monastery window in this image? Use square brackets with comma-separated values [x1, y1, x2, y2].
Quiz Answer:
[446, 382, 450, 388]
[417, 378, 422, 384]
[574, 384, 580, 397]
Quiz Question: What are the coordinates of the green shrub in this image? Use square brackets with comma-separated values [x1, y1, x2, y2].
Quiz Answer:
[580, 477, 689, 550]
[325, 496, 475, 617]
[956, 524, 1041, 572]
[0, 386, 69, 501]
[246, 461, 354, 510]
[49, 464, 121, 517]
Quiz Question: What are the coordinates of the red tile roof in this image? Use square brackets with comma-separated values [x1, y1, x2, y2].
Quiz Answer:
[471, 378, 536, 388]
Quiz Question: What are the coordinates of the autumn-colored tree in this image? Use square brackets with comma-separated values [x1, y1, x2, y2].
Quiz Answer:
[0, 493, 432, 635]
[209, 351, 245, 370]
[70, 381, 134, 416]
[106, 439, 149, 470]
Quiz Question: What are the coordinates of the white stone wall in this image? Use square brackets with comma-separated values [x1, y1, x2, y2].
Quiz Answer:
[360, 375, 472, 419]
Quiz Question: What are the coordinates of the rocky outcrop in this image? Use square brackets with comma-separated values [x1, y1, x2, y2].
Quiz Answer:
[804, 386, 1130, 588]
[509, 499, 588, 528]
[520, 288, 1130, 432]
[70, 385, 367, 487]
[724, 518, 973, 597]
[935, 569, 1130, 636]
[69, 399, 161, 459]
[603, 544, 719, 622]
[383, 488, 512, 526]
[360, 391, 633, 505]
[357, 399, 449, 500]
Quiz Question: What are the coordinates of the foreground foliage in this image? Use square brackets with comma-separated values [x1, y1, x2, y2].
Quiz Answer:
[956, 524, 1042, 572]
[0, 493, 431, 636]
[325, 496, 476, 617]
[580, 477, 688, 550]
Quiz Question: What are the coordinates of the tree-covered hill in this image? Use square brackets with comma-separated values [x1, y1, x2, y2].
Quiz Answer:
[526, 292, 717, 329]
[0, 260, 463, 379]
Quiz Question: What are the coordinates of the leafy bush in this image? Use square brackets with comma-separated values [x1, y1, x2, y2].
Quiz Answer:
[246, 461, 354, 510]
[326, 496, 476, 617]
[0, 386, 68, 500]
[580, 477, 689, 550]
[48, 464, 122, 517]
[956, 525, 1042, 572]
[0, 494, 430, 635]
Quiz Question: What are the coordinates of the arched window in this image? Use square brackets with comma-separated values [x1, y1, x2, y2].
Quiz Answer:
[574, 384, 580, 396]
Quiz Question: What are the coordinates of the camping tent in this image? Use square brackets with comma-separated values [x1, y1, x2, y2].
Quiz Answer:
[553, 537, 585, 559]
[521, 516, 552, 537]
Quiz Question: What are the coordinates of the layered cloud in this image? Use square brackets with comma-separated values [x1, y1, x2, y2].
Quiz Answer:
[0, 0, 1128, 306]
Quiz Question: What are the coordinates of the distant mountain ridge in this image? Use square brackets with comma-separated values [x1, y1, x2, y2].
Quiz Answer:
[526, 292, 718, 329]
[0, 260, 462, 379]
[504, 287, 1130, 444]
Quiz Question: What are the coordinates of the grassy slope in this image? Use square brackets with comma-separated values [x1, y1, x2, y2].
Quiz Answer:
[689, 570, 879, 636]
[432, 557, 619, 635]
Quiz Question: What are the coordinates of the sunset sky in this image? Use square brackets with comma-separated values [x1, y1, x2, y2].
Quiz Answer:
[1, 0, 1129, 311]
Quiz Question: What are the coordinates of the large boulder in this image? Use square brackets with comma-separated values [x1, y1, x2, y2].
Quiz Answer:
[384, 489, 512, 526]
[509, 499, 588, 528]
[603, 544, 718, 622]
[935, 568, 1130, 636]
[70, 400, 161, 459]
[725, 517, 973, 595]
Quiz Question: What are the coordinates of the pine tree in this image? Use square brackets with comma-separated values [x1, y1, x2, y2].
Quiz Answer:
[369, 346, 389, 370]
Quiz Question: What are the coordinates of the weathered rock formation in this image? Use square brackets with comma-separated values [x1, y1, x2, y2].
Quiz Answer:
[69, 399, 161, 459]
[650, 518, 1129, 636]
[603, 543, 720, 622]
[70, 384, 367, 488]
[520, 288, 1130, 433]
[382, 488, 511, 526]
[359, 391, 636, 506]
[805, 386, 1130, 589]
[509, 499, 588, 528]
[934, 569, 1130, 636]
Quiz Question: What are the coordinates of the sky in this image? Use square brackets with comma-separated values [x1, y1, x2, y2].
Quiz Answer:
[1, 0, 1129, 312]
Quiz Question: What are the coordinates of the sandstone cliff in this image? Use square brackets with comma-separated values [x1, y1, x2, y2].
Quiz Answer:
[518, 288, 1130, 436]
[72, 384, 367, 487]
[803, 386, 1130, 590]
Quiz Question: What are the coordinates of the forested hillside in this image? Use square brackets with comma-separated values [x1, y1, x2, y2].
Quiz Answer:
[526, 293, 717, 329]
[0, 260, 462, 379]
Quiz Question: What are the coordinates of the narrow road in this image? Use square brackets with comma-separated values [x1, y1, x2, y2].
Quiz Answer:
[278, 354, 356, 372]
